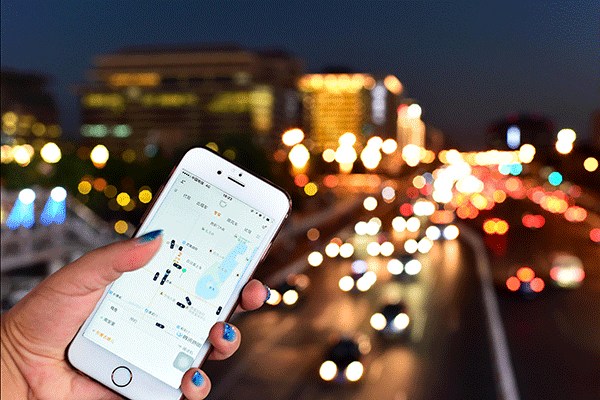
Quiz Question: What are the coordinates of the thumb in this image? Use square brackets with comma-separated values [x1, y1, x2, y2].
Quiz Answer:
[47, 229, 163, 296]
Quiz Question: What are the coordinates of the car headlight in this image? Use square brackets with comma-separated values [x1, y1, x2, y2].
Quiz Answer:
[370, 313, 387, 331]
[392, 313, 410, 331]
[339, 276, 355, 292]
[265, 289, 281, 306]
[345, 361, 364, 382]
[319, 360, 338, 381]
[282, 289, 299, 305]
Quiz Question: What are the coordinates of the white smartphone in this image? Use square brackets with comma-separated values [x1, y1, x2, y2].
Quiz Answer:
[68, 147, 291, 400]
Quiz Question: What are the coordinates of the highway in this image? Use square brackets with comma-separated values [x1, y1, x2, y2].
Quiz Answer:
[204, 170, 600, 399]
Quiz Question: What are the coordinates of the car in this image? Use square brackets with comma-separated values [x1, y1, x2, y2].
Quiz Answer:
[369, 302, 411, 339]
[505, 266, 545, 298]
[319, 336, 370, 383]
[265, 273, 310, 307]
[386, 254, 422, 279]
[549, 253, 585, 289]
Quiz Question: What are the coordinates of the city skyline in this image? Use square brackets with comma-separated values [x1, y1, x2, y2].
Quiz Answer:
[1, 1, 599, 149]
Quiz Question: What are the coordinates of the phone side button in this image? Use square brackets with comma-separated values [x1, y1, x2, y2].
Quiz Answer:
[111, 366, 133, 387]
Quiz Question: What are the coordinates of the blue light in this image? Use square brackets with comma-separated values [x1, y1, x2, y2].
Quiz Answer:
[510, 163, 523, 176]
[548, 171, 563, 186]
[6, 189, 36, 230]
[506, 126, 521, 149]
[40, 187, 67, 225]
[498, 164, 511, 175]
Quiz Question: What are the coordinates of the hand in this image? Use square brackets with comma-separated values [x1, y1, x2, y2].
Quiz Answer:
[0, 230, 269, 400]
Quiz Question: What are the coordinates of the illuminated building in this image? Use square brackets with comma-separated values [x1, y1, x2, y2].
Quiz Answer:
[298, 73, 402, 151]
[79, 45, 302, 156]
[486, 114, 554, 150]
[396, 101, 426, 150]
[1, 69, 61, 145]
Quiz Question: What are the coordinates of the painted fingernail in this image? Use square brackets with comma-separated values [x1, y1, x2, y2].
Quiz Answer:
[191, 370, 204, 387]
[264, 285, 271, 303]
[223, 323, 236, 342]
[137, 229, 163, 243]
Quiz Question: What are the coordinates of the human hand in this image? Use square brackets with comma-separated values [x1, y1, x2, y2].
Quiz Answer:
[0, 230, 268, 400]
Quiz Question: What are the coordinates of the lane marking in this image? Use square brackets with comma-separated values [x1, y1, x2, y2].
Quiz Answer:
[459, 223, 520, 400]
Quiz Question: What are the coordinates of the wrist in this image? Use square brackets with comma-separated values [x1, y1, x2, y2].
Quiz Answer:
[1, 315, 29, 399]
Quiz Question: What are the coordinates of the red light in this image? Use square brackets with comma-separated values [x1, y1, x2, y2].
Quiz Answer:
[322, 174, 339, 188]
[530, 277, 545, 293]
[294, 174, 309, 187]
[590, 228, 600, 243]
[399, 203, 413, 217]
[506, 276, 520, 292]
[516, 267, 535, 282]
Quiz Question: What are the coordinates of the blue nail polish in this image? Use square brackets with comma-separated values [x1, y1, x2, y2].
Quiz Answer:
[191, 370, 203, 387]
[137, 229, 163, 243]
[264, 285, 271, 303]
[223, 323, 236, 342]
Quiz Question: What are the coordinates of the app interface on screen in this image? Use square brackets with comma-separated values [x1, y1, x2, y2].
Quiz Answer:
[84, 169, 273, 387]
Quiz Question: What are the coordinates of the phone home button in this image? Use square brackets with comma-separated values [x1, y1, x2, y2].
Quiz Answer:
[111, 366, 132, 387]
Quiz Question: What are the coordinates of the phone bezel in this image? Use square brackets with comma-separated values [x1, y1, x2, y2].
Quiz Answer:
[67, 147, 291, 400]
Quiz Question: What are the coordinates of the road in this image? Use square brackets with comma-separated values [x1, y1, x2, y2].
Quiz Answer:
[204, 209, 496, 399]
[204, 175, 600, 400]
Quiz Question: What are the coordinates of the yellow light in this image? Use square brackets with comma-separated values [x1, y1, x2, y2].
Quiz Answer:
[319, 361, 338, 381]
[109, 72, 160, 87]
[138, 189, 153, 204]
[555, 140, 573, 155]
[307, 251, 324, 267]
[325, 242, 340, 258]
[402, 144, 421, 167]
[116, 192, 131, 207]
[406, 104, 422, 119]
[338, 132, 357, 147]
[557, 128, 576, 143]
[114, 220, 129, 234]
[206, 142, 219, 152]
[289, 144, 310, 170]
[363, 196, 378, 211]
[304, 182, 318, 196]
[370, 313, 387, 330]
[412, 175, 426, 189]
[223, 149, 236, 160]
[78, 181, 92, 195]
[335, 146, 358, 165]
[282, 290, 299, 306]
[282, 128, 305, 147]
[40, 142, 62, 163]
[31, 122, 46, 136]
[122, 149, 136, 163]
[13, 145, 31, 166]
[90, 145, 109, 167]
[1, 145, 13, 163]
[383, 75, 403, 94]
[518, 144, 536, 164]
[2, 111, 17, 126]
[584, 157, 598, 172]
[360, 147, 382, 170]
[322, 149, 336, 163]
[104, 185, 117, 198]
[381, 138, 398, 154]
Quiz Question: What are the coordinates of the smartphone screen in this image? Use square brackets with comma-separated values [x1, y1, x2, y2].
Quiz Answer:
[82, 168, 274, 388]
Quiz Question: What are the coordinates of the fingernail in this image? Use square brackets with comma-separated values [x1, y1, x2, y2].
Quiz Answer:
[264, 285, 271, 303]
[223, 323, 236, 342]
[137, 229, 163, 243]
[191, 370, 204, 387]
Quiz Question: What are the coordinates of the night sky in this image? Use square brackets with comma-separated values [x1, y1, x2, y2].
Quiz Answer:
[1, 1, 598, 149]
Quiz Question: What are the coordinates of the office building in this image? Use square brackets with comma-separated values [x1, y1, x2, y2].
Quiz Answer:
[1, 69, 61, 145]
[298, 73, 402, 151]
[79, 45, 302, 157]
